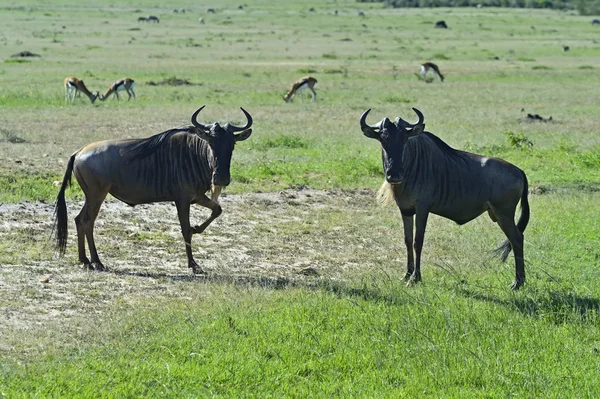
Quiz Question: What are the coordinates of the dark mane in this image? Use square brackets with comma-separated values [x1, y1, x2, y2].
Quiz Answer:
[126, 127, 196, 162]
[422, 131, 460, 155]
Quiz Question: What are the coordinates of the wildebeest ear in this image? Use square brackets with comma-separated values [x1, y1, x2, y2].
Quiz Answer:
[234, 128, 252, 142]
[195, 128, 213, 142]
[408, 124, 425, 137]
[361, 127, 380, 139]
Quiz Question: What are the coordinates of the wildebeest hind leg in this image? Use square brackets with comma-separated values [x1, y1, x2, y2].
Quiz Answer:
[75, 204, 91, 266]
[78, 192, 108, 271]
[401, 214, 415, 280]
[492, 207, 525, 290]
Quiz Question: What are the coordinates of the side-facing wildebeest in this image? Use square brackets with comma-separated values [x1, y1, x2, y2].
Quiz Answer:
[360, 108, 530, 289]
[54, 106, 253, 274]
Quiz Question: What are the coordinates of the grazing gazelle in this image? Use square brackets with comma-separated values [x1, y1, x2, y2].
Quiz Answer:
[100, 78, 136, 101]
[283, 76, 317, 103]
[419, 62, 445, 82]
[64, 77, 99, 104]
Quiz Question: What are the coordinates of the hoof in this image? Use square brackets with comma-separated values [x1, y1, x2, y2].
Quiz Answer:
[189, 261, 205, 275]
[93, 262, 106, 272]
[406, 277, 421, 287]
[403, 272, 413, 281]
[510, 280, 524, 290]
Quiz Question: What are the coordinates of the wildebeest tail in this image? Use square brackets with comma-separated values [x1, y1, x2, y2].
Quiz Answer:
[376, 180, 395, 207]
[496, 171, 530, 262]
[53, 153, 75, 255]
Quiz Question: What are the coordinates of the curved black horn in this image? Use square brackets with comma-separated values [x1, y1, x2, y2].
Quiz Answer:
[360, 109, 380, 130]
[404, 107, 424, 128]
[228, 107, 253, 132]
[191, 105, 210, 130]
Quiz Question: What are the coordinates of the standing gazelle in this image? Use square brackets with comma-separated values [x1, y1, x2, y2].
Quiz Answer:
[419, 62, 445, 82]
[64, 77, 99, 104]
[100, 78, 136, 101]
[283, 76, 317, 103]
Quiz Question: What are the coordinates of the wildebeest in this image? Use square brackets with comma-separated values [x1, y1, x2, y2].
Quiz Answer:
[435, 20, 448, 28]
[137, 16, 147, 22]
[360, 108, 530, 289]
[147, 15, 159, 23]
[54, 106, 253, 274]
[592, 19, 600, 25]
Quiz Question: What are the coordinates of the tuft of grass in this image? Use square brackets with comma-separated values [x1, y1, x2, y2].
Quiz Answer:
[259, 135, 311, 149]
[4, 58, 31, 64]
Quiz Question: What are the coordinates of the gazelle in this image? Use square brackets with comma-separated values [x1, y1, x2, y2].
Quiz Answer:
[283, 76, 317, 103]
[64, 77, 99, 104]
[100, 78, 136, 101]
[419, 62, 445, 82]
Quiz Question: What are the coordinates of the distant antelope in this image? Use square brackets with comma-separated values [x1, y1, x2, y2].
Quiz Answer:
[100, 78, 136, 101]
[147, 15, 159, 23]
[64, 77, 99, 104]
[419, 62, 444, 82]
[137, 16, 147, 22]
[283, 76, 317, 103]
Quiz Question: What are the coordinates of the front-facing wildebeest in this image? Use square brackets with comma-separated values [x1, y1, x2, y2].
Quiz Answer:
[360, 108, 530, 289]
[54, 106, 253, 274]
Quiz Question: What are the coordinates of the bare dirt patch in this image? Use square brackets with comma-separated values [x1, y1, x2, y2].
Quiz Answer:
[0, 188, 389, 359]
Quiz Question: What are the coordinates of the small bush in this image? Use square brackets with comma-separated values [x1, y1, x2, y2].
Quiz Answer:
[505, 131, 533, 149]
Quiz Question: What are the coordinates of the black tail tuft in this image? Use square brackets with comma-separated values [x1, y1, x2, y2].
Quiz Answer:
[52, 154, 75, 256]
[494, 239, 512, 262]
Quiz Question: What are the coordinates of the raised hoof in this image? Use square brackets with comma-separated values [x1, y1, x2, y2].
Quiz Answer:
[192, 224, 209, 235]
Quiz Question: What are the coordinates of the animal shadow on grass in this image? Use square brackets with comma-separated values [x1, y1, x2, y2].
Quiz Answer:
[109, 269, 410, 306]
[457, 286, 600, 324]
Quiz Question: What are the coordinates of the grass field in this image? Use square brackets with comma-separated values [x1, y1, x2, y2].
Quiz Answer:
[1, 0, 600, 397]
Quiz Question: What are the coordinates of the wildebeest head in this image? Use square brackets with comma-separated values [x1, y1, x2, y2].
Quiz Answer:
[360, 108, 425, 184]
[191, 106, 253, 187]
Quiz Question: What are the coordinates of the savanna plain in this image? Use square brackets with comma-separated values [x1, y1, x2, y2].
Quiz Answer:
[1, 0, 600, 397]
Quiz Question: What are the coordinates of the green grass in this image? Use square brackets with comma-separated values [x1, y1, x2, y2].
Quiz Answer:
[1, 0, 600, 397]
[2, 278, 599, 397]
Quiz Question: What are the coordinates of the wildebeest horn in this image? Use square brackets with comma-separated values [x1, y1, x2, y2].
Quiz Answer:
[227, 107, 253, 132]
[360, 109, 380, 131]
[191, 105, 211, 131]
[404, 107, 424, 128]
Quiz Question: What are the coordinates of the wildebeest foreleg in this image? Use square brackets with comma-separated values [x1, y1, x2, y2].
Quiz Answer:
[491, 206, 525, 290]
[401, 214, 415, 280]
[409, 210, 430, 286]
[175, 199, 203, 274]
[191, 195, 222, 235]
